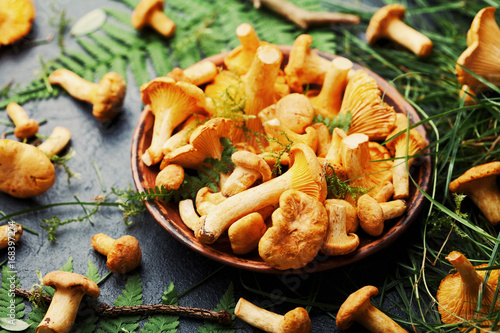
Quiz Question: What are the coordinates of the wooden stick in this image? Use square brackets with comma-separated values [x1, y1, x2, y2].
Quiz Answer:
[251, 0, 360, 29]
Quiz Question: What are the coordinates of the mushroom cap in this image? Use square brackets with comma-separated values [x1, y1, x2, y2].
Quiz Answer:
[228, 212, 267, 255]
[0, 139, 55, 198]
[322, 202, 359, 256]
[437, 251, 500, 328]
[107, 235, 142, 274]
[275, 93, 315, 134]
[449, 161, 500, 194]
[279, 307, 311, 333]
[366, 4, 406, 43]
[131, 0, 164, 29]
[43, 271, 100, 299]
[0, 0, 36, 46]
[456, 7, 500, 88]
[155, 163, 184, 190]
[13, 119, 39, 140]
[336, 285, 379, 330]
[91, 72, 127, 122]
[357, 194, 384, 237]
[258, 189, 328, 270]
[231, 150, 272, 182]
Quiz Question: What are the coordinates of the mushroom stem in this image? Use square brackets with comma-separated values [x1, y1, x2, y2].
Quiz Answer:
[355, 304, 406, 333]
[237, 23, 260, 51]
[37, 287, 86, 333]
[447, 251, 483, 289]
[6, 102, 39, 140]
[148, 9, 175, 37]
[48, 69, 96, 103]
[251, 0, 359, 29]
[37, 126, 72, 158]
[465, 177, 500, 224]
[90, 233, 115, 256]
[382, 19, 433, 57]
[234, 298, 283, 331]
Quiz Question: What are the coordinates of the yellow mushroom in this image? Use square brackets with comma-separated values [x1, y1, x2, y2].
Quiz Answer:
[284, 34, 331, 93]
[140, 77, 206, 166]
[155, 164, 184, 190]
[456, 7, 500, 91]
[336, 285, 407, 332]
[91, 233, 142, 274]
[178, 199, 201, 232]
[196, 143, 327, 244]
[366, 4, 433, 57]
[262, 118, 319, 154]
[259, 189, 328, 270]
[385, 113, 427, 200]
[273, 93, 315, 134]
[131, 0, 176, 37]
[48, 69, 126, 122]
[356, 194, 407, 237]
[228, 212, 267, 255]
[166, 60, 217, 86]
[224, 23, 267, 76]
[235, 297, 311, 332]
[0, 224, 23, 250]
[339, 70, 397, 141]
[311, 122, 331, 158]
[321, 201, 359, 256]
[6, 102, 39, 140]
[0, 0, 36, 46]
[37, 126, 72, 158]
[310, 56, 353, 119]
[437, 251, 500, 331]
[36, 271, 100, 333]
[0, 139, 55, 198]
[195, 187, 226, 216]
[449, 161, 500, 225]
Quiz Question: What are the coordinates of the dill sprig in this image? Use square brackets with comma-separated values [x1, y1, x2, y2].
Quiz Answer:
[50, 148, 81, 184]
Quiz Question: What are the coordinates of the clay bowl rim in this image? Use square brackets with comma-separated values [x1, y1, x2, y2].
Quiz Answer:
[130, 45, 432, 274]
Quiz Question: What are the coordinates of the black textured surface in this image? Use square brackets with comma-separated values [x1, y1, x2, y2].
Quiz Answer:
[0, 1, 424, 332]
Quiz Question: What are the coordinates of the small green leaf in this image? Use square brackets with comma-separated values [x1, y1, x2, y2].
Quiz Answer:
[0, 318, 32, 331]
[70, 9, 107, 37]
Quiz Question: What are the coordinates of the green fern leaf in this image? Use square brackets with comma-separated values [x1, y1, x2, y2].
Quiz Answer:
[64, 50, 100, 68]
[71, 315, 99, 333]
[141, 282, 179, 333]
[110, 0, 138, 10]
[55, 54, 86, 74]
[85, 261, 100, 283]
[110, 57, 128, 82]
[197, 282, 235, 333]
[146, 38, 173, 77]
[128, 49, 151, 86]
[97, 273, 142, 333]
[77, 37, 112, 63]
[103, 8, 135, 27]
[100, 22, 145, 47]
[0, 266, 25, 328]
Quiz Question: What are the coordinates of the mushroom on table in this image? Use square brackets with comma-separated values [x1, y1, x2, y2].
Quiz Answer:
[36, 271, 100, 333]
[6, 102, 39, 140]
[0, 224, 23, 250]
[91, 233, 142, 274]
[131, 0, 176, 37]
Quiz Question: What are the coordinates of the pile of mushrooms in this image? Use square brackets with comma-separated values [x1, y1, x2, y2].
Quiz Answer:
[140, 24, 428, 270]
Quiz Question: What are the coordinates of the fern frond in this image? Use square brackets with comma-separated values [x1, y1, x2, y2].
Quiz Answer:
[0, 266, 25, 322]
[197, 282, 235, 333]
[128, 49, 151, 86]
[103, 8, 135, 27]
[141, 282, 179, 333]
[146, 39, 173, 77]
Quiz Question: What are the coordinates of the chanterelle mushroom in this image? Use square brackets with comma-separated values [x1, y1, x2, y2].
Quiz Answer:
[356, 194, 407, 237]
[437, 251, 500, 331]
[339, 70, 396, 141]
[259, 189, 328, 270]
[456, 7, 500, 91]
[366, 3, 433, 57]
[140, 77, 206, 166]
[228, 212, 267, 255]
[48, 69, 126, 122]
[131, 0, 176, 37]
[6, 102, 39, 140]
[36, 271, 100, 333]
[336, 285, 407, 332]
[449, 161, 500, 225]
[321, 201, 359, 256]
[235, 297, 311, 333]
[196, 143, 327, 244]
[37, 126, 72, 158]
[0, 223, 23, 250]
[91, 233, 142, 274]
[0, 139, 55, 198]
[224, 23, 267, 76]
[0, 0, 36, 46]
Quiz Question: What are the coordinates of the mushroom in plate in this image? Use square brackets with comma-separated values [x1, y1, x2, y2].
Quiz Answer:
[0, 0, 35, 46]
[258, 189, 328, 270]
[131, 0, 176, 37]
[36, 271, 100, 333]
[235, 297, 311, 333]
[321, 201, 359, 256]
[6, 102, 39, 140]
[449, 161, 500, 225]
[437, 251, 500, 331]
[356, 194, 407, 237]
[336, 285, 407, 332]
[196, 143, 327, 245]
[91, 233, 142, 274]
[228, 212, 267, 255]
[140, 77, 206, 166]
[0, 139, 55, 198]
[167, 60, 217, 86]
[48, 69, 126, 122]
[155, 163, 184, 190]
[366, 3, 433, 57]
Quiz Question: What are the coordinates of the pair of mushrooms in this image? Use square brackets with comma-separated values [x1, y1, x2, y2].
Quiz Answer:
[1, 102, 73, 198]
